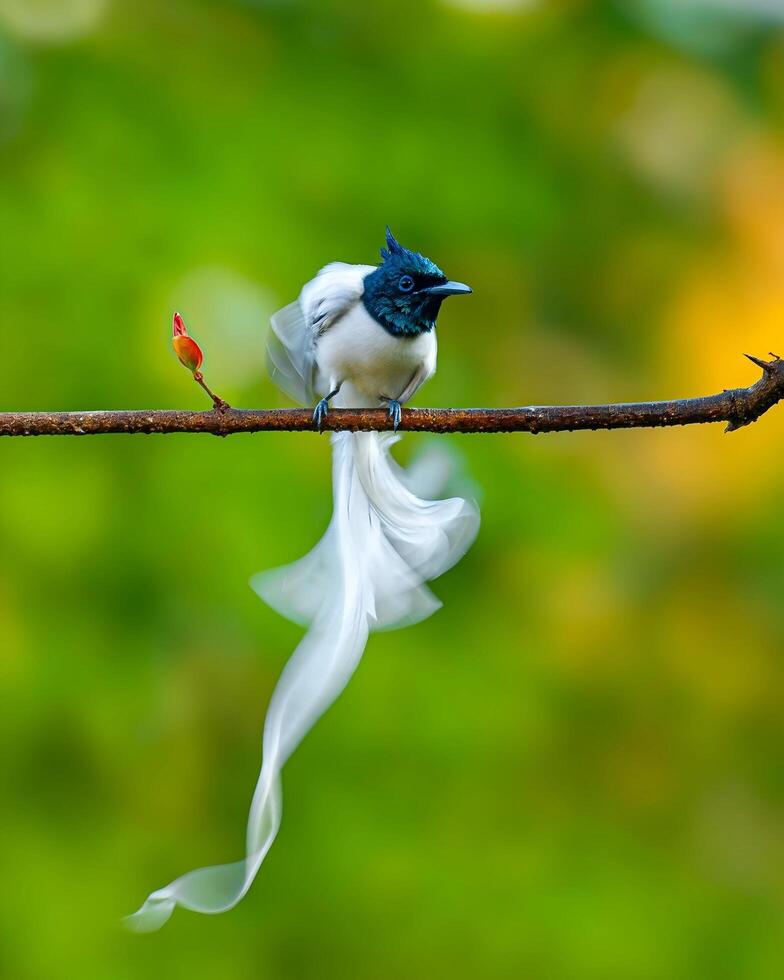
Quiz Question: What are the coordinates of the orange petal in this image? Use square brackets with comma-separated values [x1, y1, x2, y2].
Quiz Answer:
[173, 335, 203, 373]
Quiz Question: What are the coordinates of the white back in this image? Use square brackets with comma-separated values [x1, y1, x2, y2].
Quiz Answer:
[267, 262, 374, 406]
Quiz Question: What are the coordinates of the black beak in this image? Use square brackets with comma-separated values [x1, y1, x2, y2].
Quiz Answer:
[423, 281, 472, 298]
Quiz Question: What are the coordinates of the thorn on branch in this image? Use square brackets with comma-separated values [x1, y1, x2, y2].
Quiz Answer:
[744, 353, 775, 374]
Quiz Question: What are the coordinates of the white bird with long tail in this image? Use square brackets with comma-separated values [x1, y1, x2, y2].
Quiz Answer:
[127, 228, 479, 931]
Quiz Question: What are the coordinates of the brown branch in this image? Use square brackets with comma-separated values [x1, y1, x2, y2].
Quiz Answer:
[1, 354, 783, 438]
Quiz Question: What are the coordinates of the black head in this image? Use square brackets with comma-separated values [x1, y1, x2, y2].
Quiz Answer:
[362, 228, 471, 337]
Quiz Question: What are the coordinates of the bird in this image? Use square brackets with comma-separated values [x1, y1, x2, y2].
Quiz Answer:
[126, 228, 480, 931]
[284, 226, 473, 431]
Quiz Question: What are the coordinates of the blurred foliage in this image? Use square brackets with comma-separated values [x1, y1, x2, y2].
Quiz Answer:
[2, 0, 784, 977]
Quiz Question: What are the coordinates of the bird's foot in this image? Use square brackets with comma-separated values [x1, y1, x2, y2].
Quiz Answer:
[383, 398, 403, 432]
[313, 398, 330, 432]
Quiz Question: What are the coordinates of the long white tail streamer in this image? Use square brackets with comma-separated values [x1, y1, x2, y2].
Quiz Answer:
[125, 430, 479, 931]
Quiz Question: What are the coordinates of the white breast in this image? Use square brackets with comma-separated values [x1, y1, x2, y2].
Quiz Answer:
[315, 304, 437, 408]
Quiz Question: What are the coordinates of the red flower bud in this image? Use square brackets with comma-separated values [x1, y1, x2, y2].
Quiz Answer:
[172, 312, 204, 375]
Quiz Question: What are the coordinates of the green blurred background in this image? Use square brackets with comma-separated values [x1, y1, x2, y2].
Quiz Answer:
[3, 0, 784, 977]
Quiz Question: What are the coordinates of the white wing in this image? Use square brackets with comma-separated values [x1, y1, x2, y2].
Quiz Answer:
[267, 262, 375, 406]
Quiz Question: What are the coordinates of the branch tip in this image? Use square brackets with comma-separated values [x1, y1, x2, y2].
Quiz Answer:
[744, 353, 774, 373]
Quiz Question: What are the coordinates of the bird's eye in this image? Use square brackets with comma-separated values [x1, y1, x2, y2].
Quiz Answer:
[398, 275, 415, 292]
